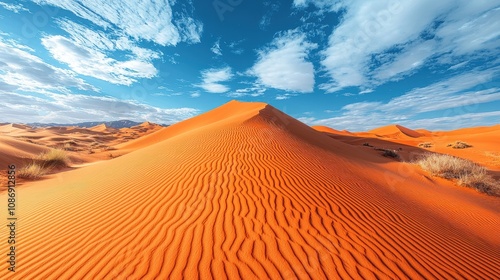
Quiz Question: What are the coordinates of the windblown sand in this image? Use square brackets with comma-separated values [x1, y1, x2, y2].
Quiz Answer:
[0, 101, 499, 279]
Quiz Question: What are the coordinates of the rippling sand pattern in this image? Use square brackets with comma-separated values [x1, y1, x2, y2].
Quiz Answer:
[1, 101, 499, 279]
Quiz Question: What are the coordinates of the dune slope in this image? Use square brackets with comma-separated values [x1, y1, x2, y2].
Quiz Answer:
[1, 101, 499, 279]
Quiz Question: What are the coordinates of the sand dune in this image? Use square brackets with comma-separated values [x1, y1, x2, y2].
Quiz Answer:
[369, 124, 422, 138]
[0, 121, 163, 186]
[89, 124, 119, 133]
[1, 101, 498, 279]
[312, 125, 353, 136]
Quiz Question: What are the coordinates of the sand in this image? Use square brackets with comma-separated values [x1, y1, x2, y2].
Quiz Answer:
[369, 124, 422, 138]
[0, 101, 499, 279]
[0, 122, 163, 188]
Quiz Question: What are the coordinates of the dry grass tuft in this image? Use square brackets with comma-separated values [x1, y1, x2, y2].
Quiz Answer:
[36, 149, 68, 167]
[18, 162, 48, 180]
[447, 141, 472, 149]
[416, 153, 498, 196]
[418, 142, 433, 148]
[18, 149, 69, 180]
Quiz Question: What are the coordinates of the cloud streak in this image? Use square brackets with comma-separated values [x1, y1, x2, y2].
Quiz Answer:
[0, 36, 96, 93]
[306, 69, 500, 130]
[0, 1, 29, 13]
[0, 91, 199, 124]
[33, 0, 203, 46]
[197, 67, 233, 93]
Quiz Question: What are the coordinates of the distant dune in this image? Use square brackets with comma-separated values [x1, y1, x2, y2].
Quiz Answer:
[369, 124, 422, 138]
[312, 125, 353, 136]
[0, 121, 163, 188]
[1, 101, 498, 279]
[89, 124, 119, 133]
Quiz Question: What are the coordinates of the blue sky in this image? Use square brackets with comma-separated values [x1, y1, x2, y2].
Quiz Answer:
[0, 0, 499, 131]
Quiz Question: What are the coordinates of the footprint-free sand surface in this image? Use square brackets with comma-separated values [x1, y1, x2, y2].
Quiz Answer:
[1, 101, 499, 279]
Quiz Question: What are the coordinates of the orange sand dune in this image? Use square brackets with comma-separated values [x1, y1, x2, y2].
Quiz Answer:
[369, 124, 422, 138]
[0, 136, 50, 167]
[438, 124, 500, 136]
[89, 124, 118, 133]
[1, 101, 499, 279]
[117, 100, 267, 150]
[0, 124, 33, 135]
[414, 128, 433, 136]
[423, 126, 500, 171]
[312, 125, 353, 136]
[0, 122, 163, 186]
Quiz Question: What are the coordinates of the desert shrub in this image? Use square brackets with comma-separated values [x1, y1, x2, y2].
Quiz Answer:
[378, 149, 400, 159]
[18, 149, 69, 180]
[447, 141, 472, 149]
[418, 142, 432, 148]
[36, 149, 68, 167]
[416, 153, 498, 196]
[362, 143, 373, 147]
[18, 162, 48, 180]
[100, 145, 117, 152]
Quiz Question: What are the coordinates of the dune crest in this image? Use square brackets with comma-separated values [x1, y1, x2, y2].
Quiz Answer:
[89, 124, 118, 133]
[312, 125, 353, 136]
[0, 101, 499, 279]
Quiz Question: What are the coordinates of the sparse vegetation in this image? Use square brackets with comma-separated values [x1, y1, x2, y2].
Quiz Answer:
[381, 149, 400, 159]
[363, 143, 373, 147]
[18, 149, 69, 180]
[416, 153, 498, 196]
[36, 149, 68, 167]
[18, 162, 48, 180]
[418, 142, 433, 148]
[447, 141, 472, 149]
[374, 148, 400, 159]
[100, 145, 116, 152]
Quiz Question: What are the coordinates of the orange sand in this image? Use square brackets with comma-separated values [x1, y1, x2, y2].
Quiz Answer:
[0, 122, 163, 187]
[369, 124, 422, 138]
[0, 101, 499, 279]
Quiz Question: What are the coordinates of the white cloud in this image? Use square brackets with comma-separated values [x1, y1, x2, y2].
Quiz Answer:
[211, 39, 222, 56]
[228, 85, 266, 98]
[197, 67, 233, 93]
[42, 33, 158, 85]
[308, 70, 500, 130]
[436, 4, 500, 55]
[292, 0, 339, 12]
[0, 36, 96, 93]
[260, 1, 280, 30]
[276, 94, 291, 100]
[0, 1, 29, 13]
[228, 40, 245, 54]
[397, 111, 500, 131]
[33, 0, 203, 46]
[250, 30, 317, 93]
[309, 0, 500, 92]
[373, 40, 437, 81]
[190, 92, 200, 98]
[386, 70, 499, 114]
[0, 91, 199, 124]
